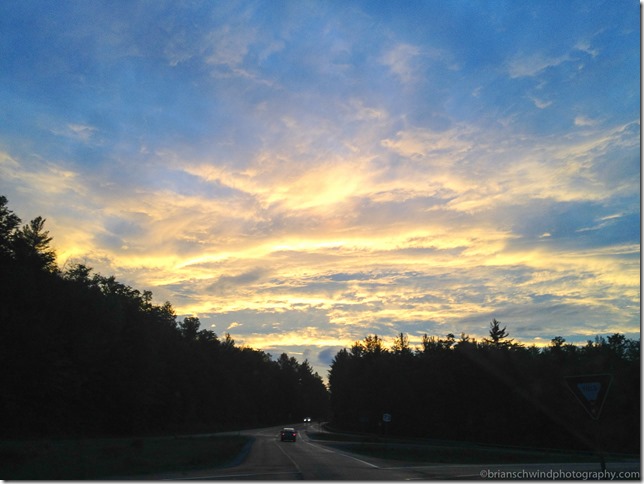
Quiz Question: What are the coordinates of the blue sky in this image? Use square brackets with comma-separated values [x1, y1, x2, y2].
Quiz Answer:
[0, 0, 639, 377]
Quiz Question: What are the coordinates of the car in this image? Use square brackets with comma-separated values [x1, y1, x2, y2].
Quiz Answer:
[303, 417, 311, 423]
[280, 427, 297, 442]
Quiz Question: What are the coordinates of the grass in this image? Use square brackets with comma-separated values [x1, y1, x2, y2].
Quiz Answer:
[325, 442, 602, 465]
[0, 434, 251, 479]
[307, 431, 627, 466]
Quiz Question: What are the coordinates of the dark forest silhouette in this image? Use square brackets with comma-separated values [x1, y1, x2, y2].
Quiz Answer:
[0, 195, 639, 455]
[328, 324, 639, 453]
[0, 196, 328, 437]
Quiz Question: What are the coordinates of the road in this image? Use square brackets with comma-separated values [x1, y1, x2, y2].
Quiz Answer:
[127, 424, 639, 480]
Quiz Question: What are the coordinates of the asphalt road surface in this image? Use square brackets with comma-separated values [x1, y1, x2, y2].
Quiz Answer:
[128, 424, 639, 480]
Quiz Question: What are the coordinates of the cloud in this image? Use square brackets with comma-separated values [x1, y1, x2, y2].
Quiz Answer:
[507, 52, 572, 78]
[49, 123, 98, 142]
[9, 115, 637, 344]
[381, 126, 472, 159]
[0, 152, 82, 197]
[380, 43, 422, 84]
[206, 25, 255, 67]
[530, 97, 552, 109]
[318, 347, 342, 366]
[574, 40, 599, 58]
[208, 269, 269, 296]
[574, 115, 598, 127]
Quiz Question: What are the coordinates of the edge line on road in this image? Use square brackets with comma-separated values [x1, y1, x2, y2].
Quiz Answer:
[303, 440, 380, 469]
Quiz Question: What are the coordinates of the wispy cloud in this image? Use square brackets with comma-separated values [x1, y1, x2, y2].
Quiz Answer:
[530, 96, 552, 109]
[574, 115, 599, 127]
[507, 51, 572, 78]
[49, 123, 98, 142]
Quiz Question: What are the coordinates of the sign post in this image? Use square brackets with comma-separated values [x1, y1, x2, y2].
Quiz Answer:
[382, 413, 391, 438]
[565, 374, 612, 470]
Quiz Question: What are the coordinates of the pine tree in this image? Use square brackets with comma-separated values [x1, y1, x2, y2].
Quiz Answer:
[483, 318, 514, 348]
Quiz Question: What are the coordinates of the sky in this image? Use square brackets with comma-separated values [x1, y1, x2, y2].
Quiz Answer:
[0, 0, 640, 379]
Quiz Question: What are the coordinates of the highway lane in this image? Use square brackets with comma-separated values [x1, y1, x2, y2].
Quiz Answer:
[134, 424, 418, 480]
[168, 424, 415, 480]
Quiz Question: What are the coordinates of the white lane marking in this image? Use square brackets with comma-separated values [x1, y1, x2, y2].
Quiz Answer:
[273, 439, 304, 475]
[302, 440, 380, 468]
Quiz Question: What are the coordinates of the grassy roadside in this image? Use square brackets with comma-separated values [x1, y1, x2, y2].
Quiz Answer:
[306, 431, 635, 466]
[0, 434, 251, 479]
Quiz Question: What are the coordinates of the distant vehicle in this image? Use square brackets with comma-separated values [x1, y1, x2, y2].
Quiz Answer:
[303, 417, 311, 422]
[280, 427, 297, 442]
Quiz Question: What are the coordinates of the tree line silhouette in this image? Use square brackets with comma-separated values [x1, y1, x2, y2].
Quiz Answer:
[1, 195, 638, 454]
[0, 196, 328, 438]
[328, 323, 639, 453]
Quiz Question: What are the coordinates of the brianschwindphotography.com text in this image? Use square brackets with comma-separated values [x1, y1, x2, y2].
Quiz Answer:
[480, 468, 640, 480]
